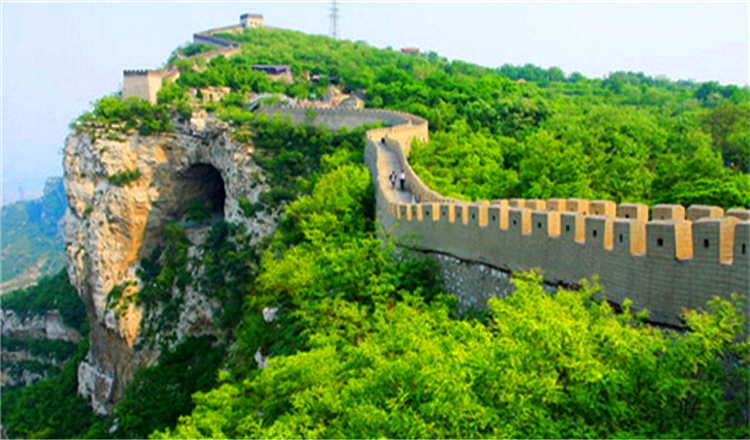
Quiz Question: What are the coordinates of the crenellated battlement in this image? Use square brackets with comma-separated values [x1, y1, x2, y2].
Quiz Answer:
[386, 198, 748, 262]
[354, 107, 749, 326]
[123, 69, 160, 76]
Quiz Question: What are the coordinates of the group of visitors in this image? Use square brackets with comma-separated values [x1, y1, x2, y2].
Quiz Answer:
[389, 170, 406, 191]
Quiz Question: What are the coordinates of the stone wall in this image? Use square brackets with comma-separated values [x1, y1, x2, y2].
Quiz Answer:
[358, 108, 749, 327]
[121, 70, 162, 104]
[193, 32, 240, 48]
[260, 105, 412, 131]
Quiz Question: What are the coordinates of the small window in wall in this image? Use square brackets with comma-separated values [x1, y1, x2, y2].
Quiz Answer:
[625, 214, 630, 219]
[537, 222, 542, 229]
[657, 238, 664, 247]
[512, 219, 518, 226]
[703, 239, 709, 249]
[593, 230, 598, 238]
[565, 225, 570, 232]
[471, 213, 476, 220]
[619, 234, 623, 243]
[491, 215, 496, 222]
[742, 244, 747, 255]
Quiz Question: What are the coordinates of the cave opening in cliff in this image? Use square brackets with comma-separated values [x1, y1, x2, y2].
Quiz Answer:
[177, 164, 226, 223]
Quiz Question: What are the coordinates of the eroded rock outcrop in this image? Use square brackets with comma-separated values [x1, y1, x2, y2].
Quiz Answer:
[1, 309, 82, 387]
[1, 310, 81, 342]
[63, 112, 274, 415]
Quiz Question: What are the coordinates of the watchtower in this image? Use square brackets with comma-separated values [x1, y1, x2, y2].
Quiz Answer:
[240, 13, 264, 29]
[122, 70, 162, 104]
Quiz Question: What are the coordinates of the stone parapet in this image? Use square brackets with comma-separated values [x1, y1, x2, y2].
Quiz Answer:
[356, 107, 748, 327]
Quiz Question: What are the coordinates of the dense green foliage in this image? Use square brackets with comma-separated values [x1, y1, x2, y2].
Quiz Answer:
[230, 161, 438, 371]
[404, 69, 749, 206]
[72, 96, 173, 136]
[1, 177, 66, 289]
[246, 114, 369, 209]
[106, 336, 226, 439]
[185, 200, 212, 223]
[159, 288, 748, 438]
[2, 272, 96, 439]
[170, 43, 215, 61]
[2, 269, 87, 331]
[107, 168, 142, 187]
[3, 338, 79, 363]
[410, 105, 749, 207]
[156, 161, 748, 439]
[72, 27, 749, 208]
[1, 337, 99, 439]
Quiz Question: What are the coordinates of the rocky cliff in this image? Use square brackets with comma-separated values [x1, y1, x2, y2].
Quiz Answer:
[63, 111, 274, 415]
[1, 309, 82, 387]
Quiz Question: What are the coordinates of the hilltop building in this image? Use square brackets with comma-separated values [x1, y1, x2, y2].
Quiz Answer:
[121, 70, 163, 104]
[241, 13, 264, 29]
[251, 65, 293, 82]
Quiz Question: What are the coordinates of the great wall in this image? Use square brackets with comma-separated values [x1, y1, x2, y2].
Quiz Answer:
[261, 105, 750, 327]
[121, 14, 748, 327]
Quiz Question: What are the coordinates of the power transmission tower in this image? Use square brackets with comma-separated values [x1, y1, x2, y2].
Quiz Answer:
[330, 0, 339, 39]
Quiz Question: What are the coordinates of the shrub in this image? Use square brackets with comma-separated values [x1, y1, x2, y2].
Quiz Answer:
[108, 169, 141, 187]
[185, 200, 212, 224]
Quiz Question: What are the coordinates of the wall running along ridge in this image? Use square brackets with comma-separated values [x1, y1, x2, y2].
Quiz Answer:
[122, 18, 248, 103]
[264, 105, 749, 327]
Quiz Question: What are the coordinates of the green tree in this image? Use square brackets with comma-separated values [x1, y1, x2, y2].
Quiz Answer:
[156, 274, 748, 439]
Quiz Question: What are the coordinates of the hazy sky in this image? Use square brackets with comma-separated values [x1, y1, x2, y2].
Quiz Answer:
[1, 1, 748, 204]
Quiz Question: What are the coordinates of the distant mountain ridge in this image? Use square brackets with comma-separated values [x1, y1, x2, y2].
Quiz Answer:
[1, 177, 66, 293]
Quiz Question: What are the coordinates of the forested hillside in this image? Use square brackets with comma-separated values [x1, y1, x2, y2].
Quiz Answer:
[3, 26, 748, 439]
[1, 270, 96, 437]
[1, 178, 66, 293]
[409, 68, 749, 207]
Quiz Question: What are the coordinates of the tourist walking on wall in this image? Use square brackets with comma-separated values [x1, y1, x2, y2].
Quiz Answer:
[399, 169, 406, 191]
[389, 171, 397, 189]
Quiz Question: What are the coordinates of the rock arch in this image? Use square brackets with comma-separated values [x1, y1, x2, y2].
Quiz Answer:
[175, 163, 227, 221]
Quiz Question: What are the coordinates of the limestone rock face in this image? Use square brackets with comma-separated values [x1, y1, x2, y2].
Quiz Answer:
[1, 310, 81, 342]
[63, 113, 274, 415]
[1, 309, 82, 387]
